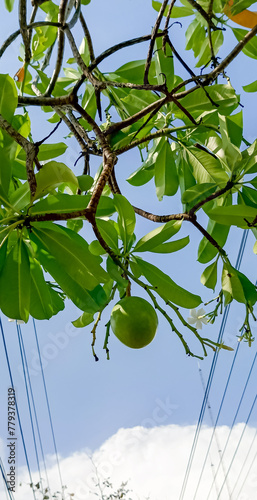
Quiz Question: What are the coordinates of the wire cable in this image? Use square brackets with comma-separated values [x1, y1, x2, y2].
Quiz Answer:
[19, 325, 52, 499]
[217, 393, 257, 499]
[232, 426, 257, 498]
[193, 343, 241, 499]
[206, 348, 257, 499]
[179, 230, 249, 500]
[235, 430, 257, 499]
[32, 319, 64, 498]
[0, 456, 15, 500]
[0, 317, 37, 500]
[16, 323, 43, 496]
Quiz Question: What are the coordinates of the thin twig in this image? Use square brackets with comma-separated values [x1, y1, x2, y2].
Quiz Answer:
[144, 0, 169, 84]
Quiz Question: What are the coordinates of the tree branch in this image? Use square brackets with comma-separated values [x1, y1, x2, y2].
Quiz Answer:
[144, 0, 169, 84]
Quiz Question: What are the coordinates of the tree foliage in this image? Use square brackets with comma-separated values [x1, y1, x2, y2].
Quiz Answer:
[1, 0, 257, 358]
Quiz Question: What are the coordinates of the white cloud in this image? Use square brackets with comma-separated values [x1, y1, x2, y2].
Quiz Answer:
[1, 424, 257, 500]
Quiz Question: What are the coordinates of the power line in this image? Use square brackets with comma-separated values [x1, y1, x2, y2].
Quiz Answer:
[235, 429, 257, 499]
[19, 325, 52, 498]
[217, 393, 257, 499]
[32, 319, 64, 499]
[206, 348, 257, 499]
[0, 317, 37, 500]
[193, 360, 236, 499]
[0, 456, 15, 500]
[179, 230, 249, 500]
[233, 426, 257, 498]
[16, 323, 44, 496]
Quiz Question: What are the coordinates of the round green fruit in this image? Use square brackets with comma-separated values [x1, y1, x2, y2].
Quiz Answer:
[110, 296, 158, 349]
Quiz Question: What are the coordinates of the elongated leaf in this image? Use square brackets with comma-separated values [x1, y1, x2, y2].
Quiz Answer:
[232, 28, 257, 59]
[135, 257, 202, 308]
[31, 235, 106, 313]
[201, 260, 218, 290]
[72, 312, 95, 328]
[198, 218, 230, 263]
[0, 74, 18, 120]
[34, 161, 78, 199]
[222, 263, 246, 306]
[209, 204, 257, 228]
[182, 145, 228, 186]
[96, 219, 119, 252]
[106, 256, 128, 287]
[152, 1, 193, 17]
[31, 223, 108, 290]
[155, 138, 179, 200]
[182, 183, 217, 205]
[0, 238, 30, 321]
[134, 220, 182, 252]
[18, 142, 67, 162]
[113, 194, 136, 252]
[30, 258, 64, 319]
[155, 36, 174, 91]
[150, 236, 190, 254]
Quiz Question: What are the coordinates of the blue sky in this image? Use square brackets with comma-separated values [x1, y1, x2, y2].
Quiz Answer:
[1, 1, 257, 498]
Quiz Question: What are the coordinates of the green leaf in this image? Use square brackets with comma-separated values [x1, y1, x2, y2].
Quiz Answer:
[0, 74, 18, 121]
[30, 223, 109, 291]
[77, 175, 94, 192]
[237, 270, 257, 306]
[106, 256, 128, 288]
[209, 204, 257, 228]
[243, 80, 257, 93]
[127, 141, 158, 186]
[96, 219, 119, 252]
[222, 263, 246, 306]
[30, 193, 89, 215]
[150, 236, 190, 253]
[0, 238, 30, 321]
[152, 1, 193, 17]
[201, 260, 218, 290]
[113, 60, 156, 84]
[4, 0, 15, 12]
[155, 36, 174, 91]
[232, 28, 257, 60]
[134, 220, 182, 252]
[34, 161, 79, 199]
[135, 257, 202, 308]
[31, 232, 107, 313]
[181, 145, 228, 186]
[29, 258, 64, 319]
[196, 31, 224, 68]
[72, 312, 95, 328]
[182, 183, 217, 205]
[198, 217, 230, 263]
[175, 83, 238, 120]
[155, 138, 179, 200]
[113, 194, 136, 252]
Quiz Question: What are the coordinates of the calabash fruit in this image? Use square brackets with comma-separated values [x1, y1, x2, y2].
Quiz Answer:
[110, 296, 158, 349]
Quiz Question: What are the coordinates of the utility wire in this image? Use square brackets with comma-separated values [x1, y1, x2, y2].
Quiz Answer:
[193, 343, 241, 499]
[19, 325, 52, 499]
[179, 230, 249, 500]
[235, 430, 257, 499]
[0, 456, 15, 500]
[206, 348, 257, 499]
[217, 394, 257, 499]
[233, 426, 257, 498]
[193, 362, 232, 499]
[0, 317, 37, 500]
[32, 319, 64, 498]
[16, 323, 44, 496]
